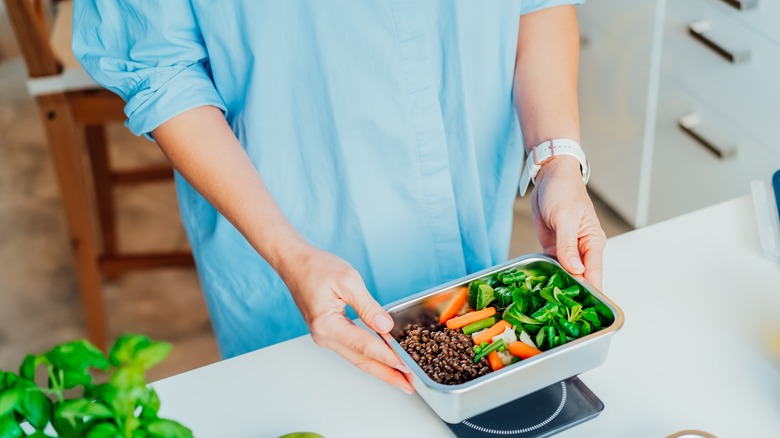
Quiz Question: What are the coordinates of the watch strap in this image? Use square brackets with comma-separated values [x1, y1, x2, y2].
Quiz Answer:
[518, 139, 590, 197]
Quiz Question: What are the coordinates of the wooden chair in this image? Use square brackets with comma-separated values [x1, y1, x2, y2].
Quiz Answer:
[4, 0, 195, 349]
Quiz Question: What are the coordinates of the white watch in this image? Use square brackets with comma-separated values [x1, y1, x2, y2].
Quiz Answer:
[518, 139, 590, 197]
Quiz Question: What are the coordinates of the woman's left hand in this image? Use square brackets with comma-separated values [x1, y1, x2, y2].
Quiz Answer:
[530, 155, 607, 290]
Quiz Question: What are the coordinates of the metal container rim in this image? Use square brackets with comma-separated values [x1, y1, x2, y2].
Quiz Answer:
[383, 253, 625, 394]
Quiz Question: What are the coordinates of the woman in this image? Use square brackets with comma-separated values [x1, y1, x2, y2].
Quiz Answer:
[73, 0, 604, 394]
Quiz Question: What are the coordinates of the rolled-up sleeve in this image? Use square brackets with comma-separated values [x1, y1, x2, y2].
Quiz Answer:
[72, 0, 226, 137]
[521, 0, 584, 15]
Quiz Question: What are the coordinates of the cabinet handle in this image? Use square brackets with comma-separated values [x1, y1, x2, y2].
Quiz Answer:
[719, 0, 759, 11]
[678, 114, 737, 159]
[688, 21, 750, 64]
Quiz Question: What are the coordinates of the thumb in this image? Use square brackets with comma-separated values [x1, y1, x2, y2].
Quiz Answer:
[554, 216, 585, 275]
[341, 274, 395, 334]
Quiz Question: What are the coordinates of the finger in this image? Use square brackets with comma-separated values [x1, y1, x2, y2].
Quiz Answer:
[330, 340, 415, 394]
[338, 270, 395, 334]
[580, 232, 606, 291]
[328, 317, 411, 375]
[553, 215, 585, 275]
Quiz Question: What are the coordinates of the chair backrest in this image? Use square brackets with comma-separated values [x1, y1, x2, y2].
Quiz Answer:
[3, 0, 61, 77]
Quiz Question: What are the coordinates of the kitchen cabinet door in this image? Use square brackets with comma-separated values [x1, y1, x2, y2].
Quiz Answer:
[662, 0, 780, 149]
[703, 0, 780, 48]
[576, 0, 658, 55]
[648, 77, 780, 224]
[578, 13, 653, 226]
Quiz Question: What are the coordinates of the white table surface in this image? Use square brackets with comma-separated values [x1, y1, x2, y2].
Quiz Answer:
[153, 196, 780, 437]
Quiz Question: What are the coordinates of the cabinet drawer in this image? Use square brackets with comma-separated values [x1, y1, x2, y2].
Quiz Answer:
[648, 77, 780, 224]
[703, 0, 780, 48]
[662, 0, 780, 148]
[579, 14, 652, 226]
[577, 0, 657, 55]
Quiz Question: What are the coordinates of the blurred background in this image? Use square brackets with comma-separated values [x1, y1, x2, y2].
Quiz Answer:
[1, 0, 776, 381]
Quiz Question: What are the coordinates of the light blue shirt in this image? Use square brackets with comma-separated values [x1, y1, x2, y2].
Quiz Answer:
[73, 0, 581, 358]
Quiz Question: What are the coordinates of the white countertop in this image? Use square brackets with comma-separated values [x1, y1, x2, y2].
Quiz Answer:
[153, 196, 780, 437]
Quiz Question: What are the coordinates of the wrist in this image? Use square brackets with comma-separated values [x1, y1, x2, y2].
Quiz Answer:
[534, 155, 582, 185]
[264, 232, 312, 281]
[519, 138, 589, 196]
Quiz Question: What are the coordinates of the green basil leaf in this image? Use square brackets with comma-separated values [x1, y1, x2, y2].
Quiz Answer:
[16, 387, 52, 430]
[146, 419, 194, 438]
[55, 399, 89, 424]
[110, 365, 145, 389]
[83, 402, 113, 419]
[53, 400, 87, 436]
[0, 389, 19, 417]
[0, 413, 23, 438]
[139, 388, 161, 419]
[19, 355, 38, 381]
[59, 366, 92, 390]
[0, 372, 18, 392]
[109, 335, 152, 368]
[105, 385, 146, 416]
[133, 342, 172, 371]
[45, 340, 108, 377]
[124, 415, 141, 435]
[85, 422, 120, 438]
[83, 383, 112, 402]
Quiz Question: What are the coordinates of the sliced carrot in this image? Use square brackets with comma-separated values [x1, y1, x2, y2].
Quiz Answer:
[439, 288, 469, 325]
[471, 320, 512, 346]
[487, 351, 504, 371]
[446, 307, 496, 330]
[508, 341, 543, 359]
[426, 287, 459, 310]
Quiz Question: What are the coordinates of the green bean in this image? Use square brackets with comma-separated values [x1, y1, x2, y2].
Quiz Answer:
[462, 317, 497, 336]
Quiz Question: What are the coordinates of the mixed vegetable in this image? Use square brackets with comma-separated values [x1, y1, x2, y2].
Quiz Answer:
[437, 264, 615, 373]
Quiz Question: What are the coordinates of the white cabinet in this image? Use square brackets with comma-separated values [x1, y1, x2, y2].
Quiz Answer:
[648, 77, 780, 223]
[578, 13, 653, 226]
[578, 0, 780, 227]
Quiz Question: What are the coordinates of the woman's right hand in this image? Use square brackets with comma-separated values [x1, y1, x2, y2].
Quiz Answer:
[277, 244, 414, 394]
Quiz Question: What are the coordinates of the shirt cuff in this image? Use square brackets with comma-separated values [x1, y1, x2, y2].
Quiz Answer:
[521, 0, 585, 15]
[124, 62, 227, 138]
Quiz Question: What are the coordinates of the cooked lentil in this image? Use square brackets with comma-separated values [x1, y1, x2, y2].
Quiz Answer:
[398, 317, 490, 385]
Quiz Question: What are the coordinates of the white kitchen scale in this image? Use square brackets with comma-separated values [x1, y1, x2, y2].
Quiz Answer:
[444, 377, 603, 438]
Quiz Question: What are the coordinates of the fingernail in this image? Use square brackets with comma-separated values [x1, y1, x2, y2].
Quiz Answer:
[394, 363, 411, 374]
[374, 314, 393, 332]
[400, 386, 414, 395]
[569, 257, 585, 273]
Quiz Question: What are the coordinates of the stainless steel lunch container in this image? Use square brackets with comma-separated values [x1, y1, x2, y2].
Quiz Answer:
[384, 254, 624, 423]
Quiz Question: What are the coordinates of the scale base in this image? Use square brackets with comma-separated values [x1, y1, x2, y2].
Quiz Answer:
[445, 377, 603, 438]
